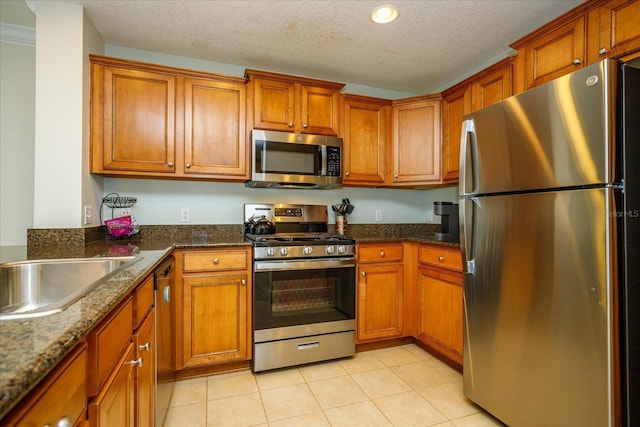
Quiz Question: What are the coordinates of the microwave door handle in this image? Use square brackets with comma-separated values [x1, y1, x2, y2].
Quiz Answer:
[320, 145, 327, 176]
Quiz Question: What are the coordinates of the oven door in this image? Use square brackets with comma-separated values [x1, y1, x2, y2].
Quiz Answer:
[253, 258, 356, 339]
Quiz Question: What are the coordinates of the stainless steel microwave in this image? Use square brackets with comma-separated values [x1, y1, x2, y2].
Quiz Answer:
[246, 129, 343, 189]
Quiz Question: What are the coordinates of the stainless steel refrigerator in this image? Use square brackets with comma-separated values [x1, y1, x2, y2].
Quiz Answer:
[459, 59, 639, 426]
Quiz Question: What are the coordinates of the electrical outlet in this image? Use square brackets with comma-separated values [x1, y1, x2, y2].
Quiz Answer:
[83, 206, 92, 225]
[375, 210, 383, 222]
[426, 210, 434, 222]
[181, 208, 190, 222]
[120, 208, 131, 217]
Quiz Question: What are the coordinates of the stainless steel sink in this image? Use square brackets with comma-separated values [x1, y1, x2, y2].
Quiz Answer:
[0, 256, 141, 320]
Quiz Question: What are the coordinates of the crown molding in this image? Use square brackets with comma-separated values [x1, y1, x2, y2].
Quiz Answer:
[0, 23, 36, 47]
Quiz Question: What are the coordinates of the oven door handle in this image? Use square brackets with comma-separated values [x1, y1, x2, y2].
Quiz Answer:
[254, 257, 356, 272]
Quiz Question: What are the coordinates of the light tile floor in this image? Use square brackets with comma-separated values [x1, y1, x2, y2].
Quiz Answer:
[163, 344, 506, 427]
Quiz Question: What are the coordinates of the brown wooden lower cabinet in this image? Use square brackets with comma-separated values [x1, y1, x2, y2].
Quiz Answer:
[175, 248, 252, 369]
[415, 245, 463, 366]
[356, 243, 405, 343]
[88, 343, 136, 427]
[2, 343, 88, 427]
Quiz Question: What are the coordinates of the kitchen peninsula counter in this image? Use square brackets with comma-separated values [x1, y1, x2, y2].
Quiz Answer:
[0, 223, 456, 419]
[0, 235, 250, 420]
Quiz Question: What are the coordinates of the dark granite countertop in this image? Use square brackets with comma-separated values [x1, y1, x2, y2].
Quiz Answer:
[0, 224, 457, 419]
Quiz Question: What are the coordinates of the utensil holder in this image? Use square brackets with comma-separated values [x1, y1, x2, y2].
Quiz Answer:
[336, 215, 347, 235]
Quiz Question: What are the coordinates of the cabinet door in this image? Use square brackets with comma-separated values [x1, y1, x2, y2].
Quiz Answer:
[184, 77, 248, 178]
[357, 264, 404, 342]
[597, 0, 640, 60]
[441, 86, 470, 183]
[88, 343, 136, 427]
[252, 78, 296, 132]
[94, 65, 176, 173]
[392, 99, 441, 184]
[471, 64, 512, 112]
[523, 16, 586, 89]
[417, 267, 463, 364]
[182, 273, 249, 367]
[134, 311, 155, 427]
[342, 96, 389, 186]
[300, 85, 341, 135]
[4, 344, 88, 427]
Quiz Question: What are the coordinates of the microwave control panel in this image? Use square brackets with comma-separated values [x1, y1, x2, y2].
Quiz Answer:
[326, 146, 341, 176]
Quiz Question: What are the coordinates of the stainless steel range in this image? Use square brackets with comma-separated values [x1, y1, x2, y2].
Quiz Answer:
[244, 203, 356, 372]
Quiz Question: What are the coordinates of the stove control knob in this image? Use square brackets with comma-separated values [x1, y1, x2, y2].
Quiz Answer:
[337, 245, 346, 254]
[279, 247, 289, 256]
[303, 246, 314, 255]
[266, 247, 276, 257]
[326, 246, 336, 255]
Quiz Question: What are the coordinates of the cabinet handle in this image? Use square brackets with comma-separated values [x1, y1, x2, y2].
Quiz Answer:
[288, 122, 294, 127]
[573, 58, 582, 65]
[45, 416, 73, 427]
[186, 162, 191, 168]
[213, 258, 219, 265]
[164, 285, 170, 303]
[438, 256, 445, 262]
[361, 271, 366, 277]
[598, 47, 607, 55]
[241, 279, 246, 286]
[380, 251, 385, 257]
[167, 161, 173, 167]
[139, 342, 150, 352]
[127, 357, 143, 367]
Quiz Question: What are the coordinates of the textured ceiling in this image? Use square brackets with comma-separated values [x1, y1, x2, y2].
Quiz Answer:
[12, 0, 584, 94]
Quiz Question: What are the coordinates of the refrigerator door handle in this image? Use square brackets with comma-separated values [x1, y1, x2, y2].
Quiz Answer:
[460, 197, 476, 276]
[459, 118, 476, 197]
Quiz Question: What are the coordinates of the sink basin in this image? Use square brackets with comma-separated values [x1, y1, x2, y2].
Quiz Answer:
[0, 256, 141, 320]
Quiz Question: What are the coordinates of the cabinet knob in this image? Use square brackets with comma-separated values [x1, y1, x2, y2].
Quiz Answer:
[185, 162, 191, 168]
[288, 122, 294, 127]
[303, 123, 308, 128]
[380, 251, 385, 257]
[167, 161, 174, 167]
[45, 416, 73, 427]
[345, 172, 350, 177]
[127, 357, 143, 367]
[241, 279, 246, 286]
[213, 258, 219, 265]
[361, 271, 366, 277]
[394, 174, 398, 178]
[573, 58, 582, 65]
[438, 256, 445, 262]
[139, 342, 150, 352]
[598, 47, 608, 55]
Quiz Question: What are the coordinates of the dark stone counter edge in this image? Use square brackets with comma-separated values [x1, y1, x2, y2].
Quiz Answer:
[0, 233, 457, 419]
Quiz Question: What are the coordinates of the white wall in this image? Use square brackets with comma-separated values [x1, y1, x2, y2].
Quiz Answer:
[103, 178, 458, 225]
[0, 35, 35, 245]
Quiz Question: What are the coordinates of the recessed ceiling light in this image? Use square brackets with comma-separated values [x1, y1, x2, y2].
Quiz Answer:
[369, 5, 399, 24]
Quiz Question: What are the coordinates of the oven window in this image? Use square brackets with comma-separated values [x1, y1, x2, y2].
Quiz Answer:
[256, 141, 319, 175]
[254, 266, 355, 330]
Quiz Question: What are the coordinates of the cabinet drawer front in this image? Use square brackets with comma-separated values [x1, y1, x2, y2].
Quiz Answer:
[88, 297, 133, 395]
[418, 246, 462, 271]
[6, 343, 88, 427]
[183, 250, 248, 272]
[133, 275, 154, 329]
[357, 244, 403, 263]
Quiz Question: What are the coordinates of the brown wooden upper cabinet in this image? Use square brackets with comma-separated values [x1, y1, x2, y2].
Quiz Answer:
[441, 58, 513, 183]
[340, 94, 391, 186]
[90, 55, 248, 181]
[391, 95, 442, 185]
[245, 69, 345, 136]
[591, 0, 640, 62]
[511, 0, 640, 92]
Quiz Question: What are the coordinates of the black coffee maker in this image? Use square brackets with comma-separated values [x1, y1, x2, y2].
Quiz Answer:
[434, 202, 459, 242]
